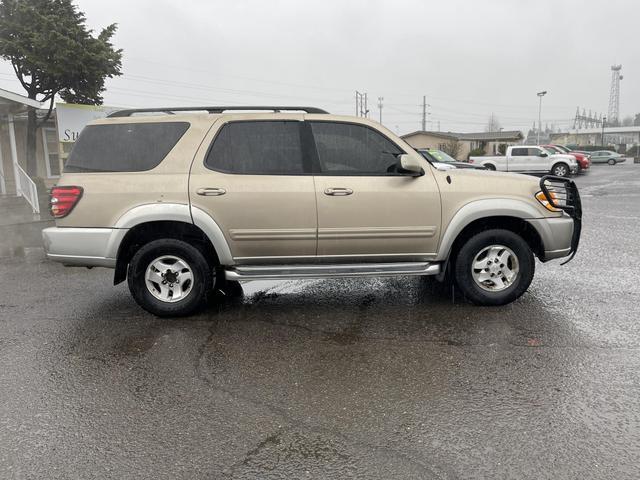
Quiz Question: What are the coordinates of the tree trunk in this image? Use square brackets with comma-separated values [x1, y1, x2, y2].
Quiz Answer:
[26, 106, 38, 177]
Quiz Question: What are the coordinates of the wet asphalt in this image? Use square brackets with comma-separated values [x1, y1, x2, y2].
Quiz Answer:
[1, 163, 640, 479]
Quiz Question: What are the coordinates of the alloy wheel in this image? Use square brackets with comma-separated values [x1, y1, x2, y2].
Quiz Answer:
[471, 245, 520, 292]
[145, 255, 194, 303]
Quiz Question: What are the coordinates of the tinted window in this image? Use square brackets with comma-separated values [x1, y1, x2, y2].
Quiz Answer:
[205, 121, 304, 174]
[310, 122, 402, 174]
[511, 148, 528, 156]
[65, 122, 189, 173]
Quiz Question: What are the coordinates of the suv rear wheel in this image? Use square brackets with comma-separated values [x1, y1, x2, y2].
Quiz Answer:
[127, 239, 213, 317]
[453, 229, 534, 306]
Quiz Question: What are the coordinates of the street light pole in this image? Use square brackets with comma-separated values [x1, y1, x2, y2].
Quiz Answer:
[602, 116, 607, 146]
[537, 91, 547, 144]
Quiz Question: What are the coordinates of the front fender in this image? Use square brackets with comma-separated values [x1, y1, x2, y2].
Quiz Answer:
[435, 198, 547, 261]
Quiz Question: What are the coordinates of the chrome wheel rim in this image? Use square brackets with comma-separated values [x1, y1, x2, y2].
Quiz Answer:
[471, 245, 519, 292]
[145, 255, 194, 303]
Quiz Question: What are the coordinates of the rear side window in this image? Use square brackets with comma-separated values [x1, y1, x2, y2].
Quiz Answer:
[205, 121, 304, 174]
[511, 148, 528, 156]
[310, 122, 402, 174]
[64, 122, 189, 173]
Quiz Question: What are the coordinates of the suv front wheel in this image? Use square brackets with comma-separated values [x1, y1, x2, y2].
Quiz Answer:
[453, 229, 534, 306]
[127, 239, 213, 317]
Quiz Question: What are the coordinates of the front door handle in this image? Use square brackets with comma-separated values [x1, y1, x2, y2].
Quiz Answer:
[324, 187, 353, 196]
[196, 187, 226, 196]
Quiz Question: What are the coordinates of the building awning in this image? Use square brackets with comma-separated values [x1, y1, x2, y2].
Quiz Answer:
[0, 87, 43, 114]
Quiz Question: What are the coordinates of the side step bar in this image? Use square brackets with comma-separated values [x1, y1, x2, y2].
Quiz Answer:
[225, 262, 441, 281]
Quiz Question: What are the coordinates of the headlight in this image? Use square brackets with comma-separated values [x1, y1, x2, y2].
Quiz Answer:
[535, 191, 562, 212]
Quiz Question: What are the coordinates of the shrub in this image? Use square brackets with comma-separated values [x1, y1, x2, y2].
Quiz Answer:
[468, 148, 485, 160]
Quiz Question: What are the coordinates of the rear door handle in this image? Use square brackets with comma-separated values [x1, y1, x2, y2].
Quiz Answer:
[196, 187, 226, 196]
[324, 187, 353, 196]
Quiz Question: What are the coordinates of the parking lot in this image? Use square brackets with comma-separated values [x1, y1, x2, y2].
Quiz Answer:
[1, 164, 639, 479]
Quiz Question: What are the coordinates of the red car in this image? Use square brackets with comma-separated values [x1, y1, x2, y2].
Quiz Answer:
[544, 145, 590, 173]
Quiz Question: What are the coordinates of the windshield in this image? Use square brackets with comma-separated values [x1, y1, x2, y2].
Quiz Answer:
[555, 145, 571, 153]
[542, 147, 558, 155]
[425, 149, 457, 163]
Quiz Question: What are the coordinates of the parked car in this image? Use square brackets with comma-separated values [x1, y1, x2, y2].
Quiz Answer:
[417, 148, 486, 170]
[471, 145, 579, 177]
[43, 106, 581, 316]
[543, 145, 590, 173]
[586, 150, 626, 165]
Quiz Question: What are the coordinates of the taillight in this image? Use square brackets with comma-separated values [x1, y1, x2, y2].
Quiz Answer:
[50, 186, 83, 218]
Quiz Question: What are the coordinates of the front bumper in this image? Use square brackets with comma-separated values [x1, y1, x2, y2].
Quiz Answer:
[535, 176, 582, 263]
[42, 227, 127, 268]
[527, 216, 574, 261]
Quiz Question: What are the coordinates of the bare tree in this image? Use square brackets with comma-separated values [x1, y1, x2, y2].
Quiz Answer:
[485, 113, 501, 132]
[441, 138, 462, 159]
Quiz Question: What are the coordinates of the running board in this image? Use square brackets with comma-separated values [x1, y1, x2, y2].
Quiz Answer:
[224, 262, 441, 281]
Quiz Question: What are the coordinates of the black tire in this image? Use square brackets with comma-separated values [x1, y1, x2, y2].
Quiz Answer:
[484, 164, 496, 171]
[552, 163, 569, 177]
[453, 229, 534, 306]
[127, 238, 213, 317]
[607, 158, 616, 165]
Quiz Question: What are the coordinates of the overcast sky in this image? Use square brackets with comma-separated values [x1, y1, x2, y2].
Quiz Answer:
[1, 0, 638, 134]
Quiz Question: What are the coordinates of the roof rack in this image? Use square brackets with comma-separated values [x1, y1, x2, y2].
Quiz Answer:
[108, 106, 329, 117]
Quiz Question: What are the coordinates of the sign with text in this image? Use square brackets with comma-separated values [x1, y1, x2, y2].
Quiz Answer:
[55, 103, 121, 143]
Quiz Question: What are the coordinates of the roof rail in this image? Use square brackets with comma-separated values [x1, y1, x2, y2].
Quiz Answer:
[108, 106, 329, 117]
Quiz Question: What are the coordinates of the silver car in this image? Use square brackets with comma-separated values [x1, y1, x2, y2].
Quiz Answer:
[587, 150, 626, 165]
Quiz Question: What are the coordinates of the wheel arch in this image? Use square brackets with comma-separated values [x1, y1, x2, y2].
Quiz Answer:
[481, 160, 497, 170]
[113, 220, 219, 285]
[436, 199, 546, 264]
[110, 203, 233, 285]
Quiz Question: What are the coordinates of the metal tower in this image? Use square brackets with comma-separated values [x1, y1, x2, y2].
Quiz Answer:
[608, 65, 623, 124]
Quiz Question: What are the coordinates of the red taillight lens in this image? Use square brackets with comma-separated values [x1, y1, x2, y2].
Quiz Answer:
[50, 186, 83, 218]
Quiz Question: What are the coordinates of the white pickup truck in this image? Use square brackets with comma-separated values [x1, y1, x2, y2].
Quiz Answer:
[471, 146, 578, 177]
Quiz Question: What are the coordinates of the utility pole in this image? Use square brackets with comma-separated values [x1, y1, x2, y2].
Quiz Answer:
[422, 95, 427, 131]
[364, 93, 368, 118]
[601, 116, 607, 146]
[377, 96, 384, 124]
[355, 91, 369, 118]
[537, 90, 547, 144]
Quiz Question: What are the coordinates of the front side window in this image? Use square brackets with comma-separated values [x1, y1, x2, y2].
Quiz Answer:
[309, 122, 403, 175]
[205, 121, 304, 175]
[528, 148, 543, 156]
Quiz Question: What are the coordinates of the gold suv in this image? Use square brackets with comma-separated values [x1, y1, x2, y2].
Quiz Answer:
[42, 106, 581, 316]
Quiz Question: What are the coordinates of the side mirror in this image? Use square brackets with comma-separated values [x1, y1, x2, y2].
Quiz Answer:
[539, 152, 548, 157]
[398, 154, 424, 176]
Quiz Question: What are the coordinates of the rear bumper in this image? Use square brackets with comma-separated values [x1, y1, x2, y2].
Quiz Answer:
[42, 227, 127, 268]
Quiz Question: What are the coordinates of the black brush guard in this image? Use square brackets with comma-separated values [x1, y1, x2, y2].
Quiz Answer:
[539, 175, 582, 265]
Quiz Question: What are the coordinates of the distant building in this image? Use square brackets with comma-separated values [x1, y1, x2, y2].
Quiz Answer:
[401, 130, 524, 160]
[550, 126, 640, 151]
